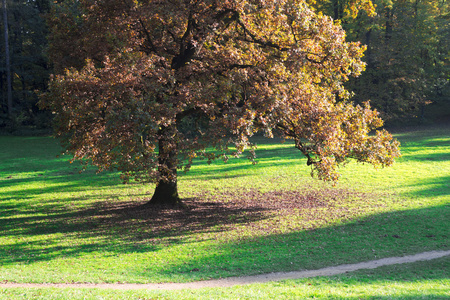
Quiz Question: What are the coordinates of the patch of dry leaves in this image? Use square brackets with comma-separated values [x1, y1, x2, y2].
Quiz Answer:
[82, 187, 380, 243]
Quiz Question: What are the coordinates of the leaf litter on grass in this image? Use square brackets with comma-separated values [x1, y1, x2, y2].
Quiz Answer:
[78, 186, 387, 245]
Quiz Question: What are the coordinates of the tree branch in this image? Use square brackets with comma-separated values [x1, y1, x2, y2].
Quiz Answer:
[138, 18, 159, 55]
[235, 17, 291, 51]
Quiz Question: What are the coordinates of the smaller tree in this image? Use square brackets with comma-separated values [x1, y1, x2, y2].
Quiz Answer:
[41, 0, 400, 207]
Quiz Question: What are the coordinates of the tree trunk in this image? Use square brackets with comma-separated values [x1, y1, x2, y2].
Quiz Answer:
[365, 28, 373, 68]
[146, 125, 182, 207]
[2, 0, 12, 118]
[385, 7, 392, 41]
[148, 179, 180, 206]
[333, 0, 343, 21]
[144, 33, 194, 207]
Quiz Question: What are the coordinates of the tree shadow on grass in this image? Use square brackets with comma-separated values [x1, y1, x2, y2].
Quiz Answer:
[2, 185, 449, 268]
[0, 174, 128, 220]
[1, 134, 449, 283]
[150, 203, 449, 282]
[0, 195, 273, 266]
[0, 187, 350, 268]
[400, 151, 450, 162]
[301, 257, 450, 299]
[403, 175, 450, 197]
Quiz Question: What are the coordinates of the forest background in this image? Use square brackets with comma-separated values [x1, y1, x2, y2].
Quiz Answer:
[0, 0, 449, 133]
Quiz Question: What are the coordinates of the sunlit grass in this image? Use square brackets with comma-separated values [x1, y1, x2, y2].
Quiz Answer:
[0, 125, 449, 297]
[0, 257, 448, 299]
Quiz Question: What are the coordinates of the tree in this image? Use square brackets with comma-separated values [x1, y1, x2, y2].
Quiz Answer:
[343, 0, 450, 121]
[309, 0, 450, 123]
[2, 0, 12, 118]
[0, 0, 51, 129]
[307, 0, 376, 21]
[40, 0, 400, 207]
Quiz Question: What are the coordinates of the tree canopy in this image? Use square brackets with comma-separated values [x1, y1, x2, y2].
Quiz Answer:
[41, 0, 400, 206]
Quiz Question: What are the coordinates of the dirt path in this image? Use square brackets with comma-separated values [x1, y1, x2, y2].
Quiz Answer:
[2, 250, 449, 290]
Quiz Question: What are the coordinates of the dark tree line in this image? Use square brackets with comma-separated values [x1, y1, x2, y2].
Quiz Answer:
[347, 0, 450, 122]
[309, 0, 449, 122]
[0, 0, 51, 130]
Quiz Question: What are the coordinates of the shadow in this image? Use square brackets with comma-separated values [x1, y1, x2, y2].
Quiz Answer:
[187, 159, 305, 181]
[186, 124, 450, 181]
[401, 151, 450, 162]
[1, 189, 448, 276]
[399, 139, 450, 162]
[155, 204, 449, 281]
[331, 254, 450, 281]
[287, 256, 450, 299]
[188, 171, 252, 181]
[0, 184, 365, 268]
[395, 134, 449, 163]
[0, 135, 305, 188]
[0, 171, 129, 222]
[391, 123, 450, 137]
[402, 175, 450, 197]
[396, 135, 450, 147]
[0, 171, 121, 195]
[0, 195, 273, 265]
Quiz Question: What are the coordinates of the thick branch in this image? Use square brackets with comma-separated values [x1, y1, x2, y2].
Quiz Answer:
[138, 18, 159, 55]
[229, 63, 254, 69]
[275, 122, 317, 165]
[275, 122, 296, 139]
[232, 12, 328, 65]
[236, 17, 291, 51]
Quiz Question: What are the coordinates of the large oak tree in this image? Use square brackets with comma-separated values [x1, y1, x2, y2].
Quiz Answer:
[41, 0, 400, 206]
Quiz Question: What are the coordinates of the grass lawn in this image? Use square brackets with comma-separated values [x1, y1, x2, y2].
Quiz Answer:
[0, 124, 449, 299]
[0, 257, 448, 299]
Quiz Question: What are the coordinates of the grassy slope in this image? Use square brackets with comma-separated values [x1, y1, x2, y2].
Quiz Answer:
[0, 125, 449, 298]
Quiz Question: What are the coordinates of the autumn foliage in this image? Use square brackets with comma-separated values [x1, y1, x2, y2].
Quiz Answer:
[41, 0, 400, 205]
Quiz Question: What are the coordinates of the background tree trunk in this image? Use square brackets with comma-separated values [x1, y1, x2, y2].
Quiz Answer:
[2, 0, 12, 118]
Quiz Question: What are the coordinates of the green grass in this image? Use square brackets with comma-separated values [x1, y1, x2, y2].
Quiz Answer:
[0, 258, 448, 299]
[0, 124, 449, 298]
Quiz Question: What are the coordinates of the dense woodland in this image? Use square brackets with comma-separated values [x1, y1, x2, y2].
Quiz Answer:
[0, 0, 449, 132]
[308, 0, 449, 122]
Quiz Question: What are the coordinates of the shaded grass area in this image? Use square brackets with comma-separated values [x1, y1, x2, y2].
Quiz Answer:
[1, 201, 447, 283]
[0, 125, 449, 286]
[0, 257, 448, 299]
